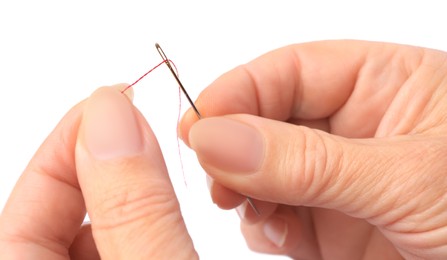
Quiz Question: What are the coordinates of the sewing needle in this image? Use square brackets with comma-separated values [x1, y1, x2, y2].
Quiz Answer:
[155, 43, 261, 216]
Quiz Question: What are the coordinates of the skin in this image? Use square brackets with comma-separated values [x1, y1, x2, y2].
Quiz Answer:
[0, 40, 446, 259]
[180, 40, 447, 259]
[0, 86, 197, 259]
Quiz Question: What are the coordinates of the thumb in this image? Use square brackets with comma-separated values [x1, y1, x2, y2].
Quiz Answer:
[75, 87, 197, 259]
[189, 115, 424, 222]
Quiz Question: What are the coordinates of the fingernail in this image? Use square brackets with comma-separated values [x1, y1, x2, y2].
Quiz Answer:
[236, 202, 247, 219]
[206, 175, 213, 191]
[206, 175, 217, 205]
[82, 87, 143, 160]
[189, 117, 263, 173]
[263, 217, 288, 248]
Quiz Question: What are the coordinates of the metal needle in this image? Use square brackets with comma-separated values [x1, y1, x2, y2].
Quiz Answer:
[155, 43, 202, 119]
[155, 43, 260, 216]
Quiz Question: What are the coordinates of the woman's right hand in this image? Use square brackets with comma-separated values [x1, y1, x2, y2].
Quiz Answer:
[180, 40, 447, 259]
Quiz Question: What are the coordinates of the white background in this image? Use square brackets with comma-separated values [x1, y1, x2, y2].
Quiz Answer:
[1, 1, 447, 259]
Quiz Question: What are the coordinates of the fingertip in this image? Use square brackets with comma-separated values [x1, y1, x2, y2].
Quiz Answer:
[81, 86, 143, 160]
[236, 199, 277, 224]
[207, 176, 245, 209]
[179, 107, 199, 147]
[241, 206, 322, 259]
[263, 216, 288, 248]
[110, 83, 134, 101]
[240, 206, 301, 256]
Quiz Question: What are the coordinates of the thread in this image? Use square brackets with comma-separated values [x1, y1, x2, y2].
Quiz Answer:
[176, 83, 187, 187]
[122, 59, 187, 186]
[122, 60, 167, 93]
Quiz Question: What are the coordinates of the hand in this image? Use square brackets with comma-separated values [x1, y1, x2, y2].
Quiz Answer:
[180, 40, 447, 259]
[0, 86, 197, 259]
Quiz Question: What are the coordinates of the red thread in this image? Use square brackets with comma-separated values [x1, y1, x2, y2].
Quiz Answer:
[122, 60, 167, 93]
[177, 83, 187, 187]
[122, 59, 188, 186]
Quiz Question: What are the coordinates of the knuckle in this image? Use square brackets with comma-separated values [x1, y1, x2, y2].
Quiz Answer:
[90, 180, 179, 231]
[276, 127, 336, 205]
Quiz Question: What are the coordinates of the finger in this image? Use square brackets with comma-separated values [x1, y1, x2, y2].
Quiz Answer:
[241, 205, 320, 259]
[0, 84, 132, 259]
[207, 175, 245, 209]
[75, 87, 197, 259]
[208, 176, 277, 223]
[312, 208, 374, 259]
[69, 224, 100, 260]
[236, 199, 278, 225]
[180, 40, 422, 143]
[188, 114, 443, 225]
[0, 100, 85, 259]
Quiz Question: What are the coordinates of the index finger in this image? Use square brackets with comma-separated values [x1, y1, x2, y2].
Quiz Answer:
[180, 40, 421, 142]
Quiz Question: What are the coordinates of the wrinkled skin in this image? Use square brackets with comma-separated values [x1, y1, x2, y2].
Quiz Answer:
[180, 40, 447, 259]
[1, 41, 446, 260]
[0, 86, 197, 259]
